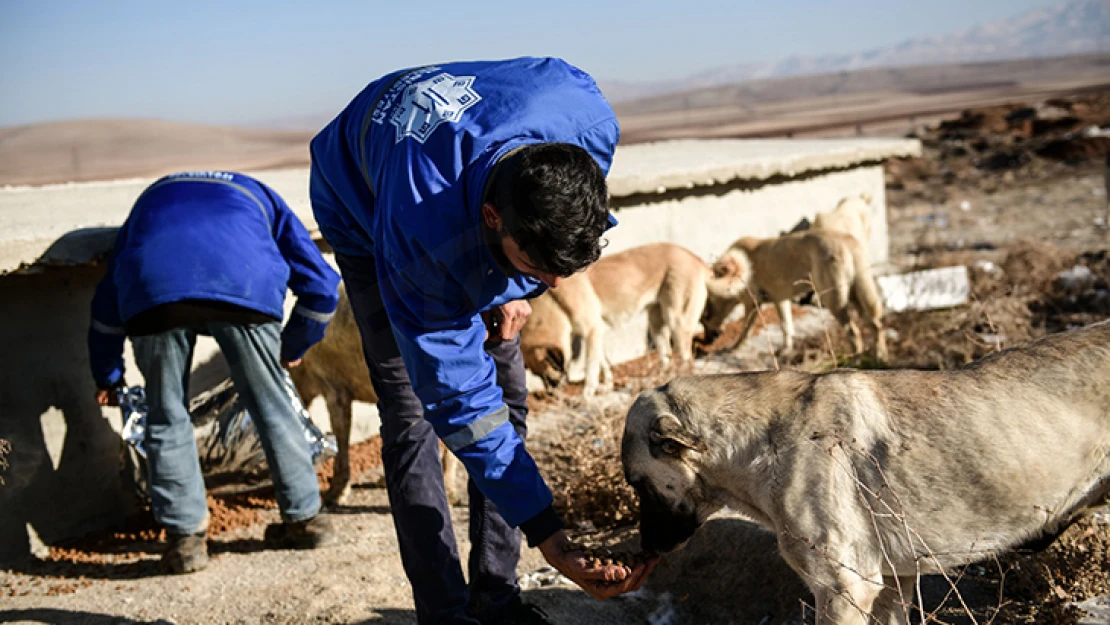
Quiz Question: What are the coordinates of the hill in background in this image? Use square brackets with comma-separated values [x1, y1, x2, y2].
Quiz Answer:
[0, 119, 312, 187]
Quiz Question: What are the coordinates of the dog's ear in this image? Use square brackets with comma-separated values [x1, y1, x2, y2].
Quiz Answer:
[649, 414, 707, 455]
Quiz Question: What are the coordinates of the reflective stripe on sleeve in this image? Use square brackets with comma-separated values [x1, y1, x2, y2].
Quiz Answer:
[440, 404, 510, 452]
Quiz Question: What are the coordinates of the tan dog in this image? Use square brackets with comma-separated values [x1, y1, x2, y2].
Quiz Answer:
[623, 320, 1110, 625]
[520, 291, 574, 391]
[528, 243, 745, 396]
[291, 286, 460, 506]
[814, 192, 873, 249]
[705, 231, 887, 359]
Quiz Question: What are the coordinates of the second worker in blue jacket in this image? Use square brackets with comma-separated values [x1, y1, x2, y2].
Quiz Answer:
[310, 57, 654, 624]
[89, 171, 342, 574]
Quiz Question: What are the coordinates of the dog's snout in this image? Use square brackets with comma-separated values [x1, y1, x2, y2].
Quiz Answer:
[637, 484, 701, 554]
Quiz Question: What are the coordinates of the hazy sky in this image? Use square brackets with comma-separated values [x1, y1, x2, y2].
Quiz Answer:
[0, 0, 1063, 127]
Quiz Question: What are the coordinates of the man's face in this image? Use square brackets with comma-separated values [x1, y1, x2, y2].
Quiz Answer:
[482, 202, 562, 288]
[498, 232, 562, 288]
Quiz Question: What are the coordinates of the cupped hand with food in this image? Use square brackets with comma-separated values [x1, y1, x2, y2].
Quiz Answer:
[538, 530, 660, 600]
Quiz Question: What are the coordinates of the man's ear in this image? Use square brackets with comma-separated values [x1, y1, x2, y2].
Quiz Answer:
[649, 414, 707, 454]
[481, 202, 501, 230]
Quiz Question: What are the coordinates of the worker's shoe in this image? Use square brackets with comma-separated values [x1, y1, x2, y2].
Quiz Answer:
[163, 531, 209, 574]
[475, 596, 556, 625]
[263, 514, 337, 549]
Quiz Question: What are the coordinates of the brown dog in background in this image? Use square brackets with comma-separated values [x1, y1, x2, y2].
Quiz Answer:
[290, 286, 460, 506]
[814, 192, 874, 249]
[520, 291, 574, 392]
[523, 243, 745, 397]
[704, 230, 887, 359]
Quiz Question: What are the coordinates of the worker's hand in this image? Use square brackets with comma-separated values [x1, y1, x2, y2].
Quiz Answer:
[483, 300, 532, 343]
[282, 358, 303, 368]
[537, 530, 659, 601]
[95, 388, 120, 407]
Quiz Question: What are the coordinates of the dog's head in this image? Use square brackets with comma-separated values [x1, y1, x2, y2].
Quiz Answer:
[522, 344, 567, 391]
[622, 385, 721, 554]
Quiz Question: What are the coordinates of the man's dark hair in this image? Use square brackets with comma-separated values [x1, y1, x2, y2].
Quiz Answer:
[492, 143, 610, 278]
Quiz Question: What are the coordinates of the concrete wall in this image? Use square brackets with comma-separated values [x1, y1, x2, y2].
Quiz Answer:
[606, 164, 889, 266]
[0, 266, 134, 562]
[0, 261, 379, 564]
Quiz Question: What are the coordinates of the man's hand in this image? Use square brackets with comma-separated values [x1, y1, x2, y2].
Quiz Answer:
[483, 300, 532, 343]
[537, 530, 659, 601]
[282, 358, 303, 368]
[95, 388, 120, 407]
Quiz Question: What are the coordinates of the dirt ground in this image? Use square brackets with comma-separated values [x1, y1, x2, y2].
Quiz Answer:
[3, 91, 1110, 625]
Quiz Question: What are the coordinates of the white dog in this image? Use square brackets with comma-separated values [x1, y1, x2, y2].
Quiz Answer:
[624, 320, 1110, 624]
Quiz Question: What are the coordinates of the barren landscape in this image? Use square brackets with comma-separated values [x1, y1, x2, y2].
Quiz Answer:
[2, 77, 1110, 624]
[3, 54, 1108, 188]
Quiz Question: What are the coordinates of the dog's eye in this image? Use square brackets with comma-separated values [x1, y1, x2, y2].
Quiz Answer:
[660, 440, 682, 456]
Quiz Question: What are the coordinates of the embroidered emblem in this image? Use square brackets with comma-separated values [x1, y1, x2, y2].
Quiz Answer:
[390, 72, 481, 144]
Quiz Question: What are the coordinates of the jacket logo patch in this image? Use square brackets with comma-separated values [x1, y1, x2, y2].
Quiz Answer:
[390, 73, 481, 144]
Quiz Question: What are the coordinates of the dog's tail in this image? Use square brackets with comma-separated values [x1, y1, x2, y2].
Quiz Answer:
[709, 248, 753, 296]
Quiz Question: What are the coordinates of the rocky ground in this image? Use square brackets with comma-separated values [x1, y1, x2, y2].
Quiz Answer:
[2, 92, 1109, 625]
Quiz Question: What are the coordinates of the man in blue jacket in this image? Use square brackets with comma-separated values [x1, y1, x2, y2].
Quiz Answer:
[88, 171, 342, 574]
[310, 57, 654, 624]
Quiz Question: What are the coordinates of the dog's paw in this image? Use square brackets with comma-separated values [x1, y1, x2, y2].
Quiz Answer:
[322, 483, 352, 507]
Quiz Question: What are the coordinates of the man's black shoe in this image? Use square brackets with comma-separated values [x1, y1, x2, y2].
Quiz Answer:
[475, 596, 555, 625]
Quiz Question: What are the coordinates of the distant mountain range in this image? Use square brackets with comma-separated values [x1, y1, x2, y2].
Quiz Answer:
[598, 0, 1110, 103]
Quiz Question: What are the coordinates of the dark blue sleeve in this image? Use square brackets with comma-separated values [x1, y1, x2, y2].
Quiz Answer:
[263, 184, 341, 362]
[376, 258, 554, 529]
[88, 251, 127, 389]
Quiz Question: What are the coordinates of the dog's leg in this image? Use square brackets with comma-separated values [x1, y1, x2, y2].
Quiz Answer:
[795, 541, 885, 625]
[582, 325, 606, 397]
[599, 353, 613, 387]
[648, 304, 674, 369]
[727, 292, 760, 353]
[440, 442, 463, 506]
[833, 305, 863, 355]
[824, 275, 863, 356]
[871, 316, 888, 362]
[851, 264, 888, 361]
[870, 576, 915, 625]
[775, 300, 794, 355]
[676, 282, 708, 365]
[323, 393, 353, 506]
[813, 574, 883, 625]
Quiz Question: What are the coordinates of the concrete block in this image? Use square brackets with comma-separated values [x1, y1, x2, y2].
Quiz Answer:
[877, 266, 971, 313]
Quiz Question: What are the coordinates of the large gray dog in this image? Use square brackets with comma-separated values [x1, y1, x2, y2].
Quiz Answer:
[623, 319, 1110, 625]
